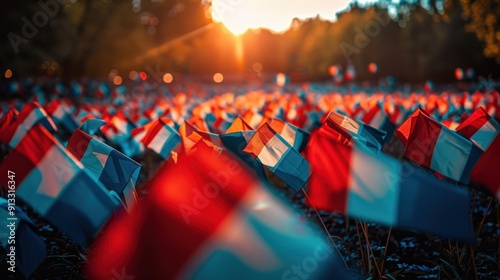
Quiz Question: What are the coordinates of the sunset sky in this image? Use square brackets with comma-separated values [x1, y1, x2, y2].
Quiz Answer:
[211, 0, 381, 34]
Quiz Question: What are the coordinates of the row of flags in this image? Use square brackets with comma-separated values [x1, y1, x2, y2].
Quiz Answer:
[89, 146, 350, 279]
[305, 129, 473, 242]
[0, 85, 499, 278]
[0, 125, 119, 245]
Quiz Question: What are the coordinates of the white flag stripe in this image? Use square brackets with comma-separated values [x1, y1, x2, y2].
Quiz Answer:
[257, 134, 289, 168]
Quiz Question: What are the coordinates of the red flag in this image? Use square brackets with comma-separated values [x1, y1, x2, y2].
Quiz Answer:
[89, 147, 345, 279]
[470, 135, 500, 198]
[394, 107, 429, 146]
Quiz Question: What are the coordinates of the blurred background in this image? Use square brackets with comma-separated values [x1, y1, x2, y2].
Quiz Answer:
[1, 0, 500, 84]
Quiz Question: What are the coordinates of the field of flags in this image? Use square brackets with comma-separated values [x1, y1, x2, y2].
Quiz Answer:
[0, 80, 499, 279]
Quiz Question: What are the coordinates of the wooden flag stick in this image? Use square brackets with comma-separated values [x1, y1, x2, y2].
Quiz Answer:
[380, 227, 392, 274]
[301, 189, 350, 270]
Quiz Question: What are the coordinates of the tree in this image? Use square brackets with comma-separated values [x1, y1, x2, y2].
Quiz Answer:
[449, 0, 500, 63]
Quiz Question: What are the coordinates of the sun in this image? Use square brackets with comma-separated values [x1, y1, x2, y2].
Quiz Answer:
[210, 0, 353, 35]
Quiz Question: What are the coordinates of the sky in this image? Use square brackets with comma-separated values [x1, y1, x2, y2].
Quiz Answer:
[211, 0, 381, 34]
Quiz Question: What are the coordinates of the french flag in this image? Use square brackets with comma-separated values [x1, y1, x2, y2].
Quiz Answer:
[350, 105, 366, 120]
[202, 111, 218, 132]
[179, 121, 224, 153]
[70, 80, 84, 97]
[269, 118, 310, 152]
[0, 104, 59, 149]
[76, 107, 100, 124]
[243, 110, 266, 129]
[220, 117, 265, 178]
[362, 103, 389, 129]
[67, 128, 141, 212]
[53, 82, 66, 96]
[131, 120, 154, 152]
[456, 107, 500, 151]
[212, 112, 235, 134]
[138, 118, 181, 159]
[187, 116, 211, 133]
[45, 99, 79, 134]
[17, 102, 57, 134]
[305, 130, 474, 242]
[362, 103, 396, 139]
[0, 125, 119, 245]
[143, 105, 162, 121]
[470, 134, 500, 198]
[80, 119, 107, 136]
[88, 147, 349, 280]
[95, 82, 109, 99]
[394, 107, 429, 147]
[0, 108, 24, 148]
[327, 110, 386, 153]
[226, 116, 254, 134]
[313, 116, 354, 148]
[389, 105, 409, 126]
[111, 112, 136, 135]
[243, 123, 310, 191]
[105, 113, 142, 157]
[395, 108, 482, 184]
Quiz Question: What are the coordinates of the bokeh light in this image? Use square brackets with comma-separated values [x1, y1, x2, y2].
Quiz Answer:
[276, 73, 287, 87]
[368, 63, 378, 74]
[328, 65, 339, 76]
[213, 73, 224, 83]
[113, 76, 123, 85]
[129, 71, 139, 80]
[455, 68, 464, 80]
[4, 69, 13, 79]
[163, 73, 173, 83]
[252, 63, 263, 73]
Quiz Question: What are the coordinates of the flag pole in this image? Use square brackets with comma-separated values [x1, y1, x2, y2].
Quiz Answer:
[380, 227, 392, 274]
[359, 220, 382, 277]
[354, 220, 368, 274]
[301, 189, 350, 270]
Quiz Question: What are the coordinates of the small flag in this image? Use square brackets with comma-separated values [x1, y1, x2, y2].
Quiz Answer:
[470, 135, 500, 199]
[243, 123, 310, 191]
[45, 99, 79, 134]
[17, 102, 57, 134]
[362, 103, 396, 141]
[243, 110, 266, 129]
[394, 107, 428, 147]
[327, 111, 386, 153]
[0, 125, 119, 245]
[80, 119, 107, 136]
[396, 108, 482, 184]
[269, 118, 310, 152]
[456, 107, 500, 151]
[212, 112, 235, 134]
[179, 121, 223, 153]
[221, 118, 264, 178]
[0, 108, 24, 148]
[67, 128, 141, 211]
[138, 118, 181, 159]
[226, 116, 254, 133]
